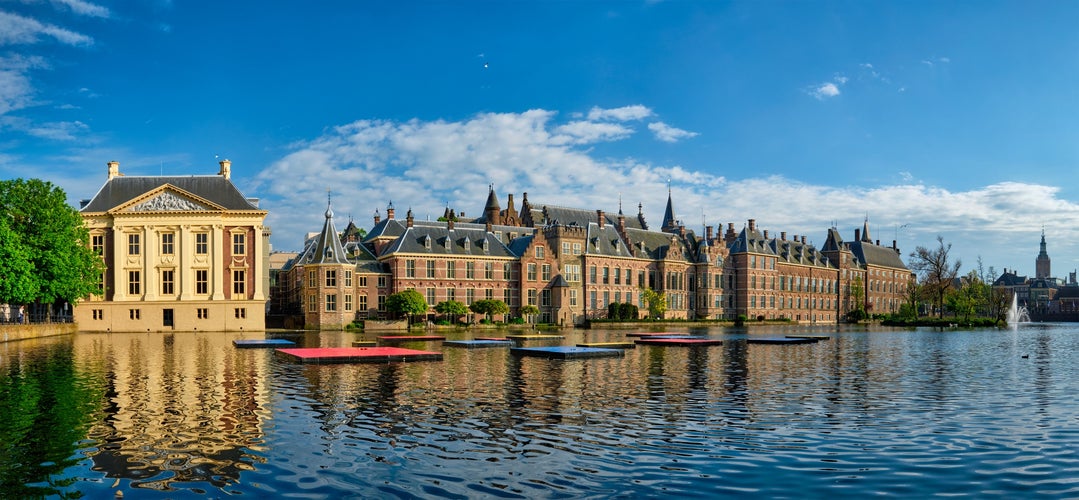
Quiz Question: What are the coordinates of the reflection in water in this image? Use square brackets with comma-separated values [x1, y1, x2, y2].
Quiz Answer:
[0, 326, 1077, 497]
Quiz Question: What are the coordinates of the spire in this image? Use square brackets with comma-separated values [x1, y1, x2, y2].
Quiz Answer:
[661, 184, 677, 233]
[484, 184, 501, 225]
[311, 200, 350, 264]
[861, 215, 872, 242]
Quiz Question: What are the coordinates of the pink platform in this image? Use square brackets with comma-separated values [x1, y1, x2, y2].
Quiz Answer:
[634, 338, 723, 346]
[276, 347, 443, 363]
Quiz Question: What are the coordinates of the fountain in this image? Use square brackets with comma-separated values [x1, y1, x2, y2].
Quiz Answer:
[1006, 292, 1030, 327]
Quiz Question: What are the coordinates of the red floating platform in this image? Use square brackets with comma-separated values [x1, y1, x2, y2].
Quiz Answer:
[626, 332, 689, 337]
[276, 347, 443, 364]
[635, 338, 723, 346]
[376, 335, 446, 342]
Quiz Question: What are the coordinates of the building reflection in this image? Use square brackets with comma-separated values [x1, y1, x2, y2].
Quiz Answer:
[74, 332, 271, 490]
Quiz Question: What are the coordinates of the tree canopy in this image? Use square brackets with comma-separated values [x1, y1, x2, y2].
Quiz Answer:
[469, 299, 509, 322]
[909, 235, 962, 318]
[640, 287, 666, 319]
[0, 179, 102, 307]
[385, 289, 428, 320]
[434, 300, 468, 320]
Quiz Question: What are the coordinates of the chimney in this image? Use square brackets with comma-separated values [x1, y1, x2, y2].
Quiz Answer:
[679, 225, 686, 237]
[802, 236, 807, 244]
[218, 159, 231, 179]
[107, 160, 121, 180]
[387, 202, 395, 220]
[486, 221, 492, 233]
[781, 231, 787, 241]
[597, 210, 605, 228]
[876, 239, 880, 246]
[373, 209, 381, 225]
[748, 219, 756, 232]
[892, 240, 897, 250]
[854, 228, 861, 241]
[706, 225, 714, 241]
[448, 218, 455, 230]
[406, 208, 414, 228]
[764, 230, 770, 239]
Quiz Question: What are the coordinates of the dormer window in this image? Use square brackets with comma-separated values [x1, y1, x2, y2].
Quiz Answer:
[463, 237, 471, 251]
[424, 235, 431, 249]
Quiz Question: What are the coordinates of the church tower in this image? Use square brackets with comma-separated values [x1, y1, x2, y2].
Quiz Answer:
[1035, 230, 1051, 279]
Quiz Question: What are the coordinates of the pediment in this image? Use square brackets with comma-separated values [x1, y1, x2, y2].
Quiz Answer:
[113, 185, 226, 213]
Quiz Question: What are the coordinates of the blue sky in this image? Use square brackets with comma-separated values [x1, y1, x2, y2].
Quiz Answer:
[2, 0, 1078, 279]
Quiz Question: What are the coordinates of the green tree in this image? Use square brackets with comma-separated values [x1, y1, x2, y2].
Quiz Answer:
[640, 287, 666, 319]
[0, 216, 36, 306]
[470, 299, 509, 323]
[0, 179, 102, 316]
[848, 276, 866, 320]
[909, 235, 962, 318]
[385, 289, 428, 323]
[434, 300, 468, 323]
[519, 304, 540, 327]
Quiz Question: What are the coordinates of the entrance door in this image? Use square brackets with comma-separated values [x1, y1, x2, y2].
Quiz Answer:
[163, 309, 174, 328]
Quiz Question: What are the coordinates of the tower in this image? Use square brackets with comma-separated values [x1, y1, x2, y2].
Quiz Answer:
[1036, 229, 1051, 279]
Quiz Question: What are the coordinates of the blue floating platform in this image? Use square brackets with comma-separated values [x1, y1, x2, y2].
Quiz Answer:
[444, 340, 514, 348]
[748, 337, 819, 345]
[577, 342, 636, 349]
[511, 346, 624, 359]
[505, 334, 565, 340]
[233, 339, 295, 348]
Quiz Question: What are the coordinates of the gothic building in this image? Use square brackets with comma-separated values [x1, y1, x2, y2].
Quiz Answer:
[274, 187, 913, 329]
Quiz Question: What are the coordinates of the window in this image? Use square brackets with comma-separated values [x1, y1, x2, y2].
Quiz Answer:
[570, 289, 578, 306]
[128, 234, 140, 255]
[378, 295, 386, 311]
[378, 276, 387, 288]
[345, 270, 353, 287]
[542, 264, 551, 281]
[195, 233, 208, 255]
[92, 309, 104, 320]
[345, 294, 353, 311]
[590, 291, 597, 310]
[235, 308, 247, 318]
[562, 242, 570, 256]
[128, 271, 141, 295]
[129, 309, 140, 320]
[406, 259, 416, 278]
[541, 289, 551, 307]
[527, 263, 537, 281]
[161, 270, 174, 295]
[197, 308, 208, 319]
[527, 289, 537, 305]
[485, 262, 493, 280]
[447, 288, 456, 302]
[325, 270, 337, 287]
[485, 288, 493, 300]
[466, 262, 475, 279]
[625, 269, 632, 286]
[447, 261, 457, 279]
[232, 233, 246, 255]
[504, 288, 512, 306]
[233, 270, 246, 295]
[308, 294, 317, 312]
[427, 260, 436, 278]
[326, 294, 337, 312]
[602, 267, 609, 284]
[92, 235, 105, 255]
[359, 276, 368, 287]
[565, 264, 581, 282]
[535, 246, 545, 259]
[308, 271, 317, 287]
[161, 232, 174, 255]
[358, 294, 368, 311]
[504, 262, 512, 279]
[466, 288, 475, 305]
[590, 266, 597, 284]
[573, 243, 582, 255]
[427, 287, 436, 306]
[614, 267, 621, 285]
[196, 270, 208, 295]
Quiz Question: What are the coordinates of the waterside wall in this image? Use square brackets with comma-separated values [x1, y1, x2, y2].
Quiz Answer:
[0, 323, 78, 343]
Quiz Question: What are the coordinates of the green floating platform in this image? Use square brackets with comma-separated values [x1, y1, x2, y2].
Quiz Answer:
[577, 342, 636, 349]
[505, 334, 565, 340]
[511, 346, 624, 359]
[748, 337, 819, 345]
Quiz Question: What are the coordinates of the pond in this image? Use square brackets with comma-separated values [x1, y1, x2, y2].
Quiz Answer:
[1, 324, 1077, 498]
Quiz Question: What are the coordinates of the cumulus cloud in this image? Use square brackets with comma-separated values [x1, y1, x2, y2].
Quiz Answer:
[648, 121, 698, 143]
[251, 108, 1079, 275]
[0, 11, 93, 46]
[51, 0, 111, 18]
[586, 105, 653, 122]
[554, 120, 634, 144]
[808, 82, 841, 100]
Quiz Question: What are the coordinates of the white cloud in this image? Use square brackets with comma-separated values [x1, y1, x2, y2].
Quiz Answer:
[648, 121, 698, 143]
[51, 0, 111, 18]
[26, 119, 87, 140]
[586, 105, 653, 122]
[809, 82, 840, 100]
[0, 11, 93, 46]
[0, 55, 48, 115]
[554, 120, 634, 144]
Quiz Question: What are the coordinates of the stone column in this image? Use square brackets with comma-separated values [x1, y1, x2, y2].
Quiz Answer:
[212, 225, 226, 300]
[143, 226, 157, 301]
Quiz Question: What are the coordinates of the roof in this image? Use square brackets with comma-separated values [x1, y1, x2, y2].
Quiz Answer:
[379, 224, 517, 258]
[81, 175, 260, 212]
[847, 240, 907, 270]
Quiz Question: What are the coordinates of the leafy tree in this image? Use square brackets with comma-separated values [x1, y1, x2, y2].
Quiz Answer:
[470, 299, 509, 323]
[848, 276, 866, 319]
[385, 289, 428, 323]
[909, 235, 962, 318]
[519, 304, 540, 326]
[640, 287, 666, 319]
[0, 179, 102, 314]
[434, 300, 468, 323]
[0, 216, 36, 306]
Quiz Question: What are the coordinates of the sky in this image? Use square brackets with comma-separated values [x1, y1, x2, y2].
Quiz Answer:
[2, 0, 1078, 280]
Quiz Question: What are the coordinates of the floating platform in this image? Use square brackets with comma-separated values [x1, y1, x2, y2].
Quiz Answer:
[475, 337, 509, 341]
[577, 342, 636, 349]
[351, 340, 378, 347]
[635, 338, 723, 346]
[376, 335, 446, 343]
[511, 346, 624, 359]
[626, 332, 690, 337]
[748, 337, 818, 345]
[276, 347, 442, 364]
[505, 334, 565, 340]
[444, 339, 514, 348]
[785, 335, 830, 341]
[233, 339, 296, 348]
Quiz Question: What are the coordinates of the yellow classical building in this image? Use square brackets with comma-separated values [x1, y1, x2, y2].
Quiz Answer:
[74, 160, 270, 332]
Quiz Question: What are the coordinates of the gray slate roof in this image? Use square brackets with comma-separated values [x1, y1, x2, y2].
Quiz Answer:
[81, 175, 260, 212]
[847, 241, 906, 270]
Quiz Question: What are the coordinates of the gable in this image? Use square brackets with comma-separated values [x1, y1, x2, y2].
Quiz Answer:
[112, 185, 225, 214]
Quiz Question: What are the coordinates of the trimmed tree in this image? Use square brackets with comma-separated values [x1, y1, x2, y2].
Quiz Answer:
[385, 289, 428, 324]
[520, 304, 540, 326]
[640, 287, 666, 319]
[470, 299, 509, 323]
[434, 300, 468, 324]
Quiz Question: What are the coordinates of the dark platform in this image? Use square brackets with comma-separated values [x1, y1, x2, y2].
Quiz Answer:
[576, 342, 636, 349]
[505, 334, 565, 340]
[351, 340, 378, 347]
[626, 331, 690, 337]
[233, 339, 296, 348]
[276, 347, 443, 363]
[748, 337, 819, 344]
[376, 335, 446, 343]
[785, 335, 831, 341]
[510, 346, 625, 359]
[443, 340, 515, 348]
[635, 338, 723, 346]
